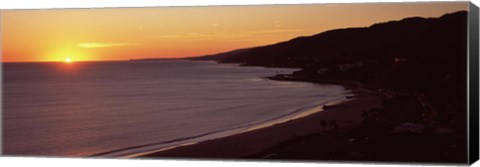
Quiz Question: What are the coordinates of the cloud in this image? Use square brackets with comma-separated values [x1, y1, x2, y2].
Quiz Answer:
[78, 42, 139, 48]
[274, 21, 282, 28]
[247, 29, 302, 34]
[153, 33, 210, 39]
[151, 29, 304, 41]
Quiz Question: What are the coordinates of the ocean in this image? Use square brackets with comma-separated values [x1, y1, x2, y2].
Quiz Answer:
[3, 60, 347, 157]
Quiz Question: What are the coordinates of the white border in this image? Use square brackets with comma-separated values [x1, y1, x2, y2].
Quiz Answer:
[0, 0, 479, 167]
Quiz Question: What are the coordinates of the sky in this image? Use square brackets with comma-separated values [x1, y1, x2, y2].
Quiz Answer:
[1, 2, 468, 62]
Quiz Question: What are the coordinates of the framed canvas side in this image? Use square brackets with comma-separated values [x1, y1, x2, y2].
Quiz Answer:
[468, 1, 479, 165]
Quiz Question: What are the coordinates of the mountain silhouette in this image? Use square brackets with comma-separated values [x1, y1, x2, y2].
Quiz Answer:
[189, 48, 252, 61]
[195, 11, 467, 94]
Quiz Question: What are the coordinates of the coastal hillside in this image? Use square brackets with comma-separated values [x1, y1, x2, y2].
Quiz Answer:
[189, 48, 252, 60]
[205, 11, 467, 90]
[195, 10, 467, 114]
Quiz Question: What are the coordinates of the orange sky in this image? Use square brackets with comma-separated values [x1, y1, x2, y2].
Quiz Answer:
[1, 2, 468, 62]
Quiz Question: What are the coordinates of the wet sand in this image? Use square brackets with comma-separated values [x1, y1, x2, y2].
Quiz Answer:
[140, 87, 384, 159]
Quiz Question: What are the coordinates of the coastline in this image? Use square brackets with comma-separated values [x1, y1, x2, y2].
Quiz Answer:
[137, 61, 467, 163]
[96, 91, 348, 158]
[139, 85, 385, 159]
[138, 63, 467, 163]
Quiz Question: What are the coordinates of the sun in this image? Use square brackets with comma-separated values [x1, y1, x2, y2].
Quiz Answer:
[65, 57, 73, 63]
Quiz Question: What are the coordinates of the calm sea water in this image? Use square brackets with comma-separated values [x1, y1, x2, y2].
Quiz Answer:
[3, 60, 347, 157]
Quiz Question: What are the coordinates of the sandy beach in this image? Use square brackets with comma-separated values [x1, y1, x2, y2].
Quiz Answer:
[140, 87, 385, 159]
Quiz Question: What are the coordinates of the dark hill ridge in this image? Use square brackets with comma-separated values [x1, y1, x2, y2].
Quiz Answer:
[202, 11, 467, 95]
[189, 48, 252, 61]
[213, 11, 468, 127]
[220, 11, 466, 67]
[191, 11, 468, 114]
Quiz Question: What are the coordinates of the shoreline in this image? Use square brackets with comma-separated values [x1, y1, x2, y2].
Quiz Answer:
[98, 93, 348, 158]
[139, 85, 385, 159]
[136, 70, 467, 163]
[90, 69, 351, 158]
